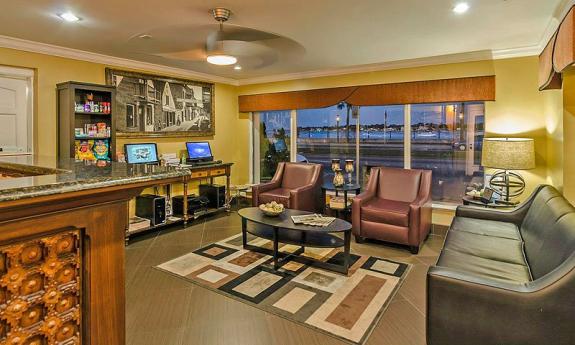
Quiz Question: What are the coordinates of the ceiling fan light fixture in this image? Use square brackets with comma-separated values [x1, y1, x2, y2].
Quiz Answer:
[207, 54, 238, 65]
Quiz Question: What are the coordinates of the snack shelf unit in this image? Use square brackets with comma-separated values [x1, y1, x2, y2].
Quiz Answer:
[57, 81, 116, 161]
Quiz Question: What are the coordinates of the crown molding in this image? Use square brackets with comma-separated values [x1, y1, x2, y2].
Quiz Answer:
[238, 50, 509, 86]
[0, 35, 239, 86]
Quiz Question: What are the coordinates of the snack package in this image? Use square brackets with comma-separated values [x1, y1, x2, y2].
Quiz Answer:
[76, 140, 96, 161]
[93, 139, 110, 161]
[74, 140, 80, 160]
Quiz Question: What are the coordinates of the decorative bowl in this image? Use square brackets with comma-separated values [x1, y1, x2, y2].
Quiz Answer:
[259, 202, 285, 217]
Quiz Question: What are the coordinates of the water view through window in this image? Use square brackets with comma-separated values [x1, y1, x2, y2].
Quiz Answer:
[358, 106, 405, 185]
[410, 103, 485, 202]
[297, 104, 355, 183]
[256, 102, 485, 203]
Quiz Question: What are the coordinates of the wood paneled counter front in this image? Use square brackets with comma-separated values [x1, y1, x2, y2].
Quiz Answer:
[0, 156, 191, 345]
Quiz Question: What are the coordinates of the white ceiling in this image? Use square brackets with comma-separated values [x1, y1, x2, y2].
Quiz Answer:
[0, 0, 565, 83]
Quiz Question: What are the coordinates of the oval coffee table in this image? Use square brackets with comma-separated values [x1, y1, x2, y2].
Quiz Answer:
[238, 207, 353, 275]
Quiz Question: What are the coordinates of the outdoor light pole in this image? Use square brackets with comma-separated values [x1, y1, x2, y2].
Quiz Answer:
[336, 115, 340, 143]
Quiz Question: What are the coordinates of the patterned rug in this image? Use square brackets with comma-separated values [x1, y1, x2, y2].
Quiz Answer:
[155, 233, 410, 344]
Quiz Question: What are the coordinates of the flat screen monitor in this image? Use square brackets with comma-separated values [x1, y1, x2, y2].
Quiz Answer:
[186, 141, 213, 160]
[124, 143, 159, 164]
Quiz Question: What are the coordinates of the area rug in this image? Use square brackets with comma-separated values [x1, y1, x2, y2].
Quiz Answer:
[155, 233, 410, 344]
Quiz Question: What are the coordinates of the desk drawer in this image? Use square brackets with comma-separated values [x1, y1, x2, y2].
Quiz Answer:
[191, 171, 209, 178]
[210, 168, 226, 176]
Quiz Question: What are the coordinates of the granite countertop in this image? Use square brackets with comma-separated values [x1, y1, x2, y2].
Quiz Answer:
[0, 155, 191, 202]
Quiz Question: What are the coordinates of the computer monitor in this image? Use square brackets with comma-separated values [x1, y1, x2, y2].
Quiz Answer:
[186, 141, 213, 161]
[124, 143, 159, 164]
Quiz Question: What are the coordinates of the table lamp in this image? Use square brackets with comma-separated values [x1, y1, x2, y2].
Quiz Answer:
[481, 138, 535, 202]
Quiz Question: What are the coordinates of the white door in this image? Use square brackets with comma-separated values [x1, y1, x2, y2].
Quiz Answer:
[0, 77, 30, 153]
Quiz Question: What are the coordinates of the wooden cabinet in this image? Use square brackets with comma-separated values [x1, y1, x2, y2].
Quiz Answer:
[57, 82, 116, 161]
[0, 183, 148, 344]
[0, 230, 82, 344]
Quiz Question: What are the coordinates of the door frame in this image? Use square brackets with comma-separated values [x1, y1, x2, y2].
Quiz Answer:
[0, 66, 34, 155]
[465, 103, 485, 176]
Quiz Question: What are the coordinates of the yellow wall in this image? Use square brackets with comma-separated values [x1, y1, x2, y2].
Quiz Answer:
[543, 85, 564, 192]
[0, 46, 564, 200]
[0, 47, 250, 185]
[240, 56, 557, 199]
[563, 72, 575, 204]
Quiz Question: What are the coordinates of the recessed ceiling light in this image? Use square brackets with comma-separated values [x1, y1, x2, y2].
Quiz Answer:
[453, 3, 470, 14]
[206, 55, 238, 66]
[59, 12, 80, 22]
[233, 65, 242, 70]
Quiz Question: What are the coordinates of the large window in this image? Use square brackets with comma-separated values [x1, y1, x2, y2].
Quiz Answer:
[297, 104, 356, 183]
[252, 102, 485, 204]
[410, 103, 484, 203]
[358, 105, 405, 185]
[257, 111, 291, 182]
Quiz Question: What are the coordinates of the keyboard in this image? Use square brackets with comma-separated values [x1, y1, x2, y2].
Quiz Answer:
[186, 160, 223, 167]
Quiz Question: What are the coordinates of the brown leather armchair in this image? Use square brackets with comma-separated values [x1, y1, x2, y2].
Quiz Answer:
[352, 167, 432, 253]
[252, 162, 323, 212]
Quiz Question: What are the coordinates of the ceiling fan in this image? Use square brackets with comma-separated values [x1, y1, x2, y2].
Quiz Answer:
[127, 7, 304, 70]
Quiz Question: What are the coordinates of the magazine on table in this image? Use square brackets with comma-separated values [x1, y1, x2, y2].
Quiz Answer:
[291, 214, 336, 227]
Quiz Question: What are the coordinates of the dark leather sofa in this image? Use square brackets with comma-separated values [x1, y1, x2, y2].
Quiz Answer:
[427, 185, 575, 345]
[252, 162, 323, 213]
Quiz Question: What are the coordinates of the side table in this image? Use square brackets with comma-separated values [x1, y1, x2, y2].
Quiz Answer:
[321, 182, 361, 219]
[462, 196, 518, 209]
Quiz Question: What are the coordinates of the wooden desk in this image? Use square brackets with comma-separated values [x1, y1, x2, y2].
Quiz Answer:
[183, 162, 234, 219]
[127, 163, 234, 240]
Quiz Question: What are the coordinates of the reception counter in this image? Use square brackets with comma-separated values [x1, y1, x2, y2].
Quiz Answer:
[0, 156, 190, 345]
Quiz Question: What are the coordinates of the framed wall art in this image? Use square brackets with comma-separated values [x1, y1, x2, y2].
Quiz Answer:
[105, 68, 215, 137]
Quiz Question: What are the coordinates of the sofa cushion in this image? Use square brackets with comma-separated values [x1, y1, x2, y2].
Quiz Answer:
[443, 230, 527, 266]
[520, 186, 575, 278]
[437, 249, 532, 283]
[377, 168, 421, 203]
[281, 163, 318, 190]
[361, 199, 410, 227]
[450, 217, 521, 240]
[260, 188, 291, 207]
[524, 213, 575, 279]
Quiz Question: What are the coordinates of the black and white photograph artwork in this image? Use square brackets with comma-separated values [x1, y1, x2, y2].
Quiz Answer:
[106, 69, 215, 137]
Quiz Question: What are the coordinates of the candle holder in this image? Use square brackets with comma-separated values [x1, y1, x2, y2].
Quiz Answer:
[345, 159, 354, 185]
[331, 159, 341, 172]
[333, 168, 345, 187]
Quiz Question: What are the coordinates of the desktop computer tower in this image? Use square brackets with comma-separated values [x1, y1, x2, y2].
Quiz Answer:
[199, 184, 226, 209]
[136, 194, 166, 226]
[172, 195, 210, 216]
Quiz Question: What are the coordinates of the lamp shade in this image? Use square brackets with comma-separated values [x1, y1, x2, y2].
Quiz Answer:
[481, 138, 535, 170]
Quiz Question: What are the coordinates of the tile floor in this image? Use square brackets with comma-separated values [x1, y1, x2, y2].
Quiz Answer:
[126, 211, 445, 345]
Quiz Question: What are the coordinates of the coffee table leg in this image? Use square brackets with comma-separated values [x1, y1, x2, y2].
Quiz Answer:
[273, 227, 279, 270]
[343, 230, 351, 275]
[241, 217, 247, 247]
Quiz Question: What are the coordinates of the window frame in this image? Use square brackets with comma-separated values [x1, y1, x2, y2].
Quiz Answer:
[250, 102, 484, 206]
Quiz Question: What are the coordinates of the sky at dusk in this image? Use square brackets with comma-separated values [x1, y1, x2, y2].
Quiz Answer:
[261, 104, 484, 130]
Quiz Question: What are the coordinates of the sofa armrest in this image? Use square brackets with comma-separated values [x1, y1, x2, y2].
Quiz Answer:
[252, 180, 281, 206]
[408, 195, 432, 246]
[427, 266, 565, 345]
[289, 184, 318, 212]
[352, 191, 375, 236]
[455, 184, 547, 226]
[455, 205, 525, 226]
